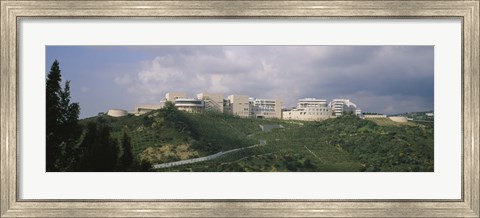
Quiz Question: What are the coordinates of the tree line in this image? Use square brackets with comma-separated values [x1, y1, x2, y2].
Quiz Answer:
[46, 60, 147, 172]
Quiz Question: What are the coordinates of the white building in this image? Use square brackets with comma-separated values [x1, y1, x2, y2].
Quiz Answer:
[224, 95, 250, 118]
[132, 104, 163, 115]
[283, 98, 362, 121]
[106, 109, 128, 117]
[128, 92, 366, 122]
[165, 92, 187, 102]
[329, 99, 361, 116]
[174, 98, 204, 113]
[197, 92, 224, 112]
[130, 91, 185, 116]
[362, 114, 387, 119]
[250, 98, 282, 119]
[283, 98, 333, 121]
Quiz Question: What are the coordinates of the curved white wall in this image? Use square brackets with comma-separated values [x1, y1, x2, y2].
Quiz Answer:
[389, 116, 408, 123]
[107, 109, 128, 117]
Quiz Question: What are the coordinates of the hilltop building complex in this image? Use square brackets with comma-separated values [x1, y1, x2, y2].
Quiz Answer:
[108, 91, 362, 121]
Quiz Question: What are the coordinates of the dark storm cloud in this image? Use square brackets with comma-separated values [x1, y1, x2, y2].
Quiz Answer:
[291, 46, 434, 113]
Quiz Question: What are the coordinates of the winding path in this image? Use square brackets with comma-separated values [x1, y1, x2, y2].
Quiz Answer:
[152, 140, 266, 169]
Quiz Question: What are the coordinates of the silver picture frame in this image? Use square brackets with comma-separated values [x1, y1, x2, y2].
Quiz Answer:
[1, 1, 478, 217]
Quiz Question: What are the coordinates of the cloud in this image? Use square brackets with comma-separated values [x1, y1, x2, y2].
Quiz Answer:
[114, 74, 132, 85]
[113, 46, 433, 114]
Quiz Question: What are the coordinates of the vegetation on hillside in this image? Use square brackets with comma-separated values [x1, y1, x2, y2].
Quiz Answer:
[81, 110, 433, 172]
[313, 115, 433, 171]
[152, 114, 433, 172]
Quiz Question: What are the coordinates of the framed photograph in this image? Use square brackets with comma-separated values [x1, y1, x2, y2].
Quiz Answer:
[1, 0, 478, 217]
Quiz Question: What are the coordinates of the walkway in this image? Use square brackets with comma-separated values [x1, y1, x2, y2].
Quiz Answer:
[152, 139, 266, 169]
[304, 145, 323, 163]
[259, 124, 284, 132]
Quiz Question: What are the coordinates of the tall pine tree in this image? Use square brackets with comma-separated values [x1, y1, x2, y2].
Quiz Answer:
[46, 60, 81, 171]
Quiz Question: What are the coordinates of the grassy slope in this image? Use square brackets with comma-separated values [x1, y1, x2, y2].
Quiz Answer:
[80, 110, 434, 172]
[163, 116, 363, 172]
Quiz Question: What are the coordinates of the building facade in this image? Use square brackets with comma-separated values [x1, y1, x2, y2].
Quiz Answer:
[249, 98, 282, 119]
[165, 92, 283, 119]
[329, 99, 361, 116]
[132, 104, 163, 115]
[283, 98, 361, 121]
[106, 109, 128, 117]
[283, 98, 333, 121]
[124, 92, 362, 121]
[362, 114, 387, 119]
[225, 95, 250, 118]
[197, 93, 224, 112]
[174, 98, 204, 113]
[165, 92, 187, 102]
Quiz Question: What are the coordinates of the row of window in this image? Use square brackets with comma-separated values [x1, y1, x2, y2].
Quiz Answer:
[253, 108, 275, 112]
[175, 100, 203, 104]
[307, 108, 329, 112]
[299, 103, 327, 107]
[287, 112, 329, 116]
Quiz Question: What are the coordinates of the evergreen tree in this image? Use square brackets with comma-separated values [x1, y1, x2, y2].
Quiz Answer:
[46, 60, 62, 171]
[46, 60, 81, 171]
[119, 131, 133, 171]
[97, 120, 119, 171]
[76, 118, 119, 172]
[76, 122, 98, 171]
[57, 81, 82, 171]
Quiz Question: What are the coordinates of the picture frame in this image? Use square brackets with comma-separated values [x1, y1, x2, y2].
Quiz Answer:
[1, 0, 478, 217]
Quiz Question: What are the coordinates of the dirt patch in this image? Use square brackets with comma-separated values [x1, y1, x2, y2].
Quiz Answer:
[139, 144, 199, 164]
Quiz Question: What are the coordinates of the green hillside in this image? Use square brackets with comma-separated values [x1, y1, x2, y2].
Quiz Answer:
[80, 105, 434, 172]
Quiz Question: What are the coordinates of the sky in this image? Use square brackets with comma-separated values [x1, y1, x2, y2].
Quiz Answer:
[46, 46, 434, 119]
